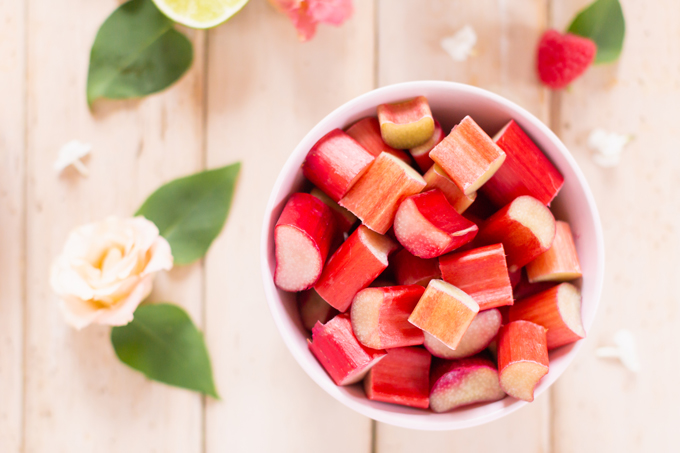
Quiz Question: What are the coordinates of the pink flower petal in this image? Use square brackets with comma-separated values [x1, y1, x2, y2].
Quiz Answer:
[285, 3, 318, 41]
[307, 0, 353, 26]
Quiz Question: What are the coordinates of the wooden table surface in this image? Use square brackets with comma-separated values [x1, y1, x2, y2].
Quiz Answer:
[1, 0, 677, 451]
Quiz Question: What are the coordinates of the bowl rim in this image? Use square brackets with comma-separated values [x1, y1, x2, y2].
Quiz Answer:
[260, 80, 605, 430]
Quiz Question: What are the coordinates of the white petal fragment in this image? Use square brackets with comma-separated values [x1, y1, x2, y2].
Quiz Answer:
[440, 25, 477, 62]
[596, 329, 640, 373]
[588, 128, 632, 168]
[55, 140, 92, 176]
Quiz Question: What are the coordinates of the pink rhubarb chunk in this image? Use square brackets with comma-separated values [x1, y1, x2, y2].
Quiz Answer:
[364, 346, 431, 409]
[308, 314, 386, 386]
[274, 193, 337, 292]
[394, 189, 478, 259]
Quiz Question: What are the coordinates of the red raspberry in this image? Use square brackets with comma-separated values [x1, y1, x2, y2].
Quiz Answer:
[537, 29, 597, 89]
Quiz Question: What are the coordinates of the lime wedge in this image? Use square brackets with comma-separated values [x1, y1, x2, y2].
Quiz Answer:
[152, 0, 249, 29]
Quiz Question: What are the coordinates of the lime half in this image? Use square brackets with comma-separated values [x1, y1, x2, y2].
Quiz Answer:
[152, 0, 250, 29]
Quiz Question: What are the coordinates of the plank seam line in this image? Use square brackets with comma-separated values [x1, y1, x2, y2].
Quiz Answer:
[200, 28, 210, 453]
[20, 0, 29, 451]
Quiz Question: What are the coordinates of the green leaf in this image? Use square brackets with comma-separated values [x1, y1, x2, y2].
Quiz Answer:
[111, 303, 219, 398]
[567, 0, 625, 64]
[136, 163, 241, 265]
[87, 0, 193, 105]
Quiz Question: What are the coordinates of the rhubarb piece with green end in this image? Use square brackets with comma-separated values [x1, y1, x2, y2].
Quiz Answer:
[392, 249, 441, 287]
[481, 120, 564, 207]
[351, 285, 425, 349]
[439, 244, 514, 310]
[526, 221, 582, 283]
[497, 320, 549, 402]
[509, 283, 585, 350]
[430, 116, 506, 195]
[424, 308, 502, 359]
[409, 120, 444, 172]
[298, 289, 338, 332]
[394, 189, 478, 259]
[274, 193, 337, 292]
[377, 96, 435, 149]
[302, 129, 375, 202]
[314, 225, 398, 312]
[429, 356, 506, 412]
[408, 279, 479, 350]
[310, 187, 357, 236]
[345, 117, 412, 163]
[364, 346, 431, 409]
[476, 195, 556, 273]
[308, 314, 386, 386]
[423, 164, 477, 213]
[339, 152, 426, 235]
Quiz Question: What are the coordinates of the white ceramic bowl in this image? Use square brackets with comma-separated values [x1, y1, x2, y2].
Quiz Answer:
[261, 81, 604, 430]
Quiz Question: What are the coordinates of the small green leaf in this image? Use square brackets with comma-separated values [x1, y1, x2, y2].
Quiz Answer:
[87, 0, 193, 105]
[567, 0, 625, 64]
[136, 163, 241, 265]
[111, 303, 218, 398]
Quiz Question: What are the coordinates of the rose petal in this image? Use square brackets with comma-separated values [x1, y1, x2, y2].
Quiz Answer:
[92, 275, 154, 326]
[51, 216, 174, 329]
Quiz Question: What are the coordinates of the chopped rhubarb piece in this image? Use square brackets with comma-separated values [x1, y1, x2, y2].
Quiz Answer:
[430, 116, 506, 195]
[315, 225, 398, 312]
[438, 244, 513, 310]
[423, 164, 477, 213]
[298, 289, 338, 332]
[339, 152, 426, 234]
[364, 347, 431, 409]
[481, 120, 564, 207]
[377, 96, 435, 149]
[424, 308, 502, 359]
[429, 356, 506, 412]
[308, 314, 386, 386]
[302, 129, 375, 202]
[392, 249, 441, 287]
[513, 268, 557, 300]
[274, 193, 337, 292]
[509, 283, 585, 349]
[409, 120, 444, 172]
[394, 189, 478, 259]
[310, 187, 357, 236]
[476, 195, 556, 272]
[408, 279, 479, 350]
[526, 221, 582, 283]
[351, 285, 425, 349]
[497, 320, 549, 402]
[345, 117, 412, 163]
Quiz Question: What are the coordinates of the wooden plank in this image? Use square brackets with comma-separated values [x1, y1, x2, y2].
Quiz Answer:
[203, 1, 375, 452]
[24, 1, 206, 451]
[0, 1, 25, 452]
[375, 0, 552, 449]
[549, 0, 680, 451]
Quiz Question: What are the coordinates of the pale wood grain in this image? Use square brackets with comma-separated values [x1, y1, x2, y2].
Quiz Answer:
[376, 1, 552, 450]
[202, 1, 375, 452]
[0, 1, 25, 452]
[549, 0, 680, 451]
[378, 0, 550, 121]
[24, 1, 206, 451]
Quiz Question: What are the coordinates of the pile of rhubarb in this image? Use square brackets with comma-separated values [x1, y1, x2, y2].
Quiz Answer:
[274, 96, 585, 412]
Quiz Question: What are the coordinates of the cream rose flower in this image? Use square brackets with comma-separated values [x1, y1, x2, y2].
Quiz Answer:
[50, 216, 173, 330]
